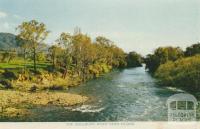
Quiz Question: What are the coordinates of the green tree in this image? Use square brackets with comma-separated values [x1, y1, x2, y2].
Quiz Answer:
[185, 42, 200, 56]
[145, 46, 183, 73]
[0, 50, 17, 63]
[126, 51, 143, 67]
[155, 55, 200, 91]
[57, 33, 73, 69]
[1, 50, 9, 63]
[94, 36, 127, 68]
[36, 52, 46, 62]
[16, 36, 31, 71]
[16, 20, 49, 72]
[71, 33, 96, 81]
[48, 45, 63, 69]
[95, 36, 113, 65]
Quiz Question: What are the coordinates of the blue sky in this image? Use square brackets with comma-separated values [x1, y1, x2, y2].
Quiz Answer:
[0, 0, 199, 55]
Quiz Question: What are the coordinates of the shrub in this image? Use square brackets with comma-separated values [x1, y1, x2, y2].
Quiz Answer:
[126, 51, 143, 67]
[33, 68, 48, 75]
[0, 79, 12, 89]
[2, 70, 18, 80]
[0, 69, 5, 74]
[0, 84, 5, 89]
[145, 46, 183, 73]
[155, 55, 200, 91]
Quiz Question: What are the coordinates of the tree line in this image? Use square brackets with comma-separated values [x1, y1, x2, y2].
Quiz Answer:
[1, 19, 199, 92]
[0, 20, 142, 82]
[144, 42, 200, 91]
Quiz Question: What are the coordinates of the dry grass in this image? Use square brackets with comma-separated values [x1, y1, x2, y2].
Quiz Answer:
[1, 107, 30, 118]
[0, 90, 88, 118]
[11, 73, 82, 91]
[0, 90, 88, 107]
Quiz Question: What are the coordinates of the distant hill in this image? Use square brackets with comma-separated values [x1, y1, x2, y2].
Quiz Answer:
[0, 33, 18, 50]
[0, 32, 50, 51]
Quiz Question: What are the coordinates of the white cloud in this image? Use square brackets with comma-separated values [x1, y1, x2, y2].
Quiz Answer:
[0, 11, 7, 18]
[0, 22, 14, 33]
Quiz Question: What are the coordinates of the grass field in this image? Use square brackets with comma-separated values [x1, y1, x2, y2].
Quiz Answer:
[0, 62, 51, 69]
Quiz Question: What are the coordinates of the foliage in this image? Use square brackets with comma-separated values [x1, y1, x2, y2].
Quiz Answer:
[47, 33, 127, 81]
[0, 50, 17, 63]
[0, 20, 135, 92]
[88, 63, 112, 78]
[126, 51, 143, 67]
[94, 36, 127, 68]
[36, 52, 46, 62]
[0, 79, 12, 89]
[2, 70, 19, 80]
[185, 42, 200, 57]
[144, 46, 184, 73]
[48, 45, 63, 69]
[16, 20, 49, 72]
[155, 55, 200, 91]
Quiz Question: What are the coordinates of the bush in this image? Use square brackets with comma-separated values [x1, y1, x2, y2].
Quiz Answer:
[0, 84, 5, 89]
[0, 69, 5, 74]
[126, 51, 143, 67]
[155, 55, 200, 91]
[32, 68, 48, 75]
[2, 70, 18, 80]
[0, 79, 12, 89]
[145, 47, 183, 73]
[88, 63, 112, 77]
[101, 63, 111, 73]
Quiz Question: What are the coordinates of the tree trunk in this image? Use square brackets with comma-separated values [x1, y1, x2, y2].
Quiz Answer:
[33, 47, 37, 72]
[52, 55, 55, 69]
[24, 49, 26, 73]
[7, 56, 11, 63]
[62, 68, 67, 79]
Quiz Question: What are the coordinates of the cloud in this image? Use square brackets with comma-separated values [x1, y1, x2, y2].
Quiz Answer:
[0, 11, 7, 18]
[0, 22, 14, 33]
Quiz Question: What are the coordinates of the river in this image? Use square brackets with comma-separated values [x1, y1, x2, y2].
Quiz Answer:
[3, 66, 198, 121]
[22, 66, 195, 122]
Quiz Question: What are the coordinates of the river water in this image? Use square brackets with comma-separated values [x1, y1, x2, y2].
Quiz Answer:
[4, 66, 199, 121]
[27, 66, 193, 122]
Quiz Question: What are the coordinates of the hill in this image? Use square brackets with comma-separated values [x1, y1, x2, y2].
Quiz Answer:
[0, 33, 18, 50]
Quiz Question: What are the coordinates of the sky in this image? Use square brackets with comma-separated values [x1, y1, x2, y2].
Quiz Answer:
[0, 0, 199, 55]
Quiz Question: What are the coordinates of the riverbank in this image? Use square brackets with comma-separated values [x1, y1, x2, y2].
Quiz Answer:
[155, 55, 200, 93]
[0, 69, 82, 91]
[0, 62, 113, 91]
[0, 90, 88, 118]
[0, 67, 199, 121]
[0, 63, 114, 119]
[0, 71, 92, 119]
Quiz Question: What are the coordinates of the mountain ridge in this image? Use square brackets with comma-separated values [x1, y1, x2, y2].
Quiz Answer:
[0, 32, 18, 50]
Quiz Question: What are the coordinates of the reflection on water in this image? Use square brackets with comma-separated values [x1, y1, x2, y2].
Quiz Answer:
[2, 66, 199, 121]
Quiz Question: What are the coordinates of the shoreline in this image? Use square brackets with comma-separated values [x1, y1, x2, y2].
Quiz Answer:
[0, 66, 113, 119]
[0, 90, 88, 118]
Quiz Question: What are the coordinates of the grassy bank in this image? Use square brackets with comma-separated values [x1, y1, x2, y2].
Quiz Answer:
[0, 62, 113, 118]
[0, 69, 82, 91]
